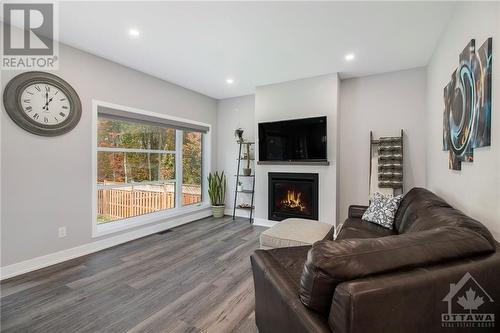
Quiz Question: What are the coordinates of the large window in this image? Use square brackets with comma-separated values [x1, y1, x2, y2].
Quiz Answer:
[96, 114, 205, 227]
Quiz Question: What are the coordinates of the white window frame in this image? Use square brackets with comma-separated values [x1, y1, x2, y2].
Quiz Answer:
[92, 100, 211, 237]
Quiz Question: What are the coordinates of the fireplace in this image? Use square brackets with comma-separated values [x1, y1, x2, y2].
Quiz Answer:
[268, 172, 319, 221]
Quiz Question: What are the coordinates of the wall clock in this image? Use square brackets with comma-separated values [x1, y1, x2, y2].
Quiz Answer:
[3, 71, 82, 136]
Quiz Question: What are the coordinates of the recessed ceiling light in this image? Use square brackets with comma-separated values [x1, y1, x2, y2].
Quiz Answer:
[129, 28, 140, 37]
[226, 78, 234, 84]
[345, 53, 355, 61]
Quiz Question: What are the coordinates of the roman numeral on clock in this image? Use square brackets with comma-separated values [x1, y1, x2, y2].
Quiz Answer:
[59, 112, 66, 117]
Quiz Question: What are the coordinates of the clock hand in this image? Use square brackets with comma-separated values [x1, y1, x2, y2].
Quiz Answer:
[44, 96, 55, 111]
[42, 92, 49, 110]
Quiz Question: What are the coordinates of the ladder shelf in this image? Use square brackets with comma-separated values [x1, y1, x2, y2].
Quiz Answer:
[232, 141, 255, 223]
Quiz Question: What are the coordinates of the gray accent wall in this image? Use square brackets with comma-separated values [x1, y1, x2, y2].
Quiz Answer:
[425, 1, 500, 240]
[1, 42, 217, 267]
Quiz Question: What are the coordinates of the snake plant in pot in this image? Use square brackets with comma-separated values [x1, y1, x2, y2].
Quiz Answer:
[207, 171, 226, 218]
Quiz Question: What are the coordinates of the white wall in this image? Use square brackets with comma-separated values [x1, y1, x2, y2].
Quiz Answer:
[426, 1, 500, 240]
[338, 68, 427, 223]
[254, 74, 339, 225]
[216, 95, 255, 217]
[1, 42, 217, 269]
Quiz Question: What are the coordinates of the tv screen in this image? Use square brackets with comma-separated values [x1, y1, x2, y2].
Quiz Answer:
[258, 116, 327, 162]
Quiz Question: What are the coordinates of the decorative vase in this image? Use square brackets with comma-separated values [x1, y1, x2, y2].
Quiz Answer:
[211, 205, 225, 218]
[237, 185, 243, 192]
[243, 168, 252, 176]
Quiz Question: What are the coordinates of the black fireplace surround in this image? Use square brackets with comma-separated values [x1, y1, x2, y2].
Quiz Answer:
[268, 172, 319, 221]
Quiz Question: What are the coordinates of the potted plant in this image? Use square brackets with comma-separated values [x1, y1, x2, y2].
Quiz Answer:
[207, 171, 226, 218]
[237, 181, 243, 192]
[243, 144, 252, 176]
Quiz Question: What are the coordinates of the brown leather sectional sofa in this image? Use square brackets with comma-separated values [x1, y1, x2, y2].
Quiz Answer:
[251, 188, 500, 333]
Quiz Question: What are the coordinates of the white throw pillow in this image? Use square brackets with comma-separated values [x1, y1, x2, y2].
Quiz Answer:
[362, 192, 403, 229]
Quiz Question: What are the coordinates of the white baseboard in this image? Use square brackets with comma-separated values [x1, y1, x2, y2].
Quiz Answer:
[253, 218, 277, 228]
[0, 209, 211, 281]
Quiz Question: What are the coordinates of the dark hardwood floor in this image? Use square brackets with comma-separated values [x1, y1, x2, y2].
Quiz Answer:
[1, 216, 265, 333]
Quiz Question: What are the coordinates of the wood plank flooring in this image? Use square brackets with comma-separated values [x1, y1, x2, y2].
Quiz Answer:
[1, 216, 265, 333]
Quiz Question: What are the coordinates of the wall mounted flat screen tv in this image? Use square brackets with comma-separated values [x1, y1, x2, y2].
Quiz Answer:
[258, 116, 327, 162]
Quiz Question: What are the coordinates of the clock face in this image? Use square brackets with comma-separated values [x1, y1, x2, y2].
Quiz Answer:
[20, 83, 71, 126]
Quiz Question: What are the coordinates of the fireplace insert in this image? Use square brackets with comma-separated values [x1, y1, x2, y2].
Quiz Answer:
[268, 172, 318, 221]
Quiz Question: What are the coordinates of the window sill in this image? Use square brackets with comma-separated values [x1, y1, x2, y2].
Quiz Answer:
[93, 202, 210, 238]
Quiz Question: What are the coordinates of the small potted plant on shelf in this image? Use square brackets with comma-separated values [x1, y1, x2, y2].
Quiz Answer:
[208, 171, 226, 218]
[237, 181, 243, 192]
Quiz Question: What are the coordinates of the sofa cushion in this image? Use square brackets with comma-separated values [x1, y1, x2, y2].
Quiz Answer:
[336, 218, 396, 240]
[394, 188, 496, 246]
[299, 226, 495, 315]
[328, 244, 500, 333]
[260, 218, 332, 249]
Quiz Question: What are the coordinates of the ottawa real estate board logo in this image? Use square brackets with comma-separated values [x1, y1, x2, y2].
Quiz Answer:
[441, 272, 495, 328]
[2, 1, 59, 69]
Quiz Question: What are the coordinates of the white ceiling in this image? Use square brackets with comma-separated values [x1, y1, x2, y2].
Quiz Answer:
[58, 1, 456, 99]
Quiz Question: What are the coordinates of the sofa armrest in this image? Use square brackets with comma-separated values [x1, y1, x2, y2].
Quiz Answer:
[299, 226, 495, 314]
[250, 250, 331, 333]
[329, 248, 500, 333]
[348, 205, 368, 219]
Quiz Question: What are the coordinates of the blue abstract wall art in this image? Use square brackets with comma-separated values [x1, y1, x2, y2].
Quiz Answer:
[443, 38, 492, 170]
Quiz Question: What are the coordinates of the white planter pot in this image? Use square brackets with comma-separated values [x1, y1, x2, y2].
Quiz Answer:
[237, 185, 243, 192]
[211, 205, 225, 218]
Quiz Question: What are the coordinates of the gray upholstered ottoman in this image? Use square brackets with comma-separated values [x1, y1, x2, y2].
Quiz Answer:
[259, 218, 333, 249]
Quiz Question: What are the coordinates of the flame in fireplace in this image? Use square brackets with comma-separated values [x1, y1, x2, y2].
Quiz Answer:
[280, 190, 307, 212]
